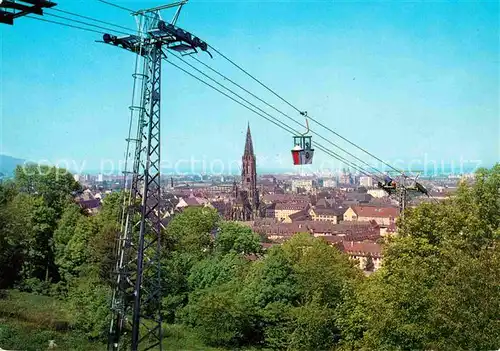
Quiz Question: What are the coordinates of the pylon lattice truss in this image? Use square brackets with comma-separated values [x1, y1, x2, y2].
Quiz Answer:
[104, 1, 210, 350]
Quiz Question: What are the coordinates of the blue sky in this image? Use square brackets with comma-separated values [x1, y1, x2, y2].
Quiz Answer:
[1, 0, 498, 174]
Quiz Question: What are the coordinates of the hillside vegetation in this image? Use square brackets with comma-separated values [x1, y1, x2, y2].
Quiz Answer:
[0, 164, 499, 350]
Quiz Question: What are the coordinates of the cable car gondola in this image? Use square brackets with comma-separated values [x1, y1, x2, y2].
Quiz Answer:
[291, 116, 314, 165]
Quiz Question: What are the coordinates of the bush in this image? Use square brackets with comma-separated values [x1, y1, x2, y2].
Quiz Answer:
[181, 282, 253, 347]
[17, 277, 53, 295]
[67, 277, 111, 340]
[0, 323, 103, 351]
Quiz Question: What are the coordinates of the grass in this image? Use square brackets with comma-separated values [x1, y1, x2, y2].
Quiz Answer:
[0, 290, 105, 350]
[0, 290, 265, 351]
[0, 323, 104, 351]
[0, 290, 70, 329]
[162, 324, 225, 351]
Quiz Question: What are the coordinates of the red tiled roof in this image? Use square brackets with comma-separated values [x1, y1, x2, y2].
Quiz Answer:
[251, 220, 381, 242]
[311, 206, 346, 216]
[184, 197, 204, 206]
[262, 194, 310, 203]
[319, 235, 343, 244]
[289, 209, 311, 222]
[340, 241, 382, 258]
[310, 221, 380, 237]
[351, 206, 399, 218]
[274, 202, 309, 211]
[315, 198, 338, 208]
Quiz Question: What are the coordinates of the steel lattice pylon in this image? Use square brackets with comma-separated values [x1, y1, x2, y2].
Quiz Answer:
[109, 41, 164, 351]
[384, 173, 428, 219]
[107, 3, 190, 350]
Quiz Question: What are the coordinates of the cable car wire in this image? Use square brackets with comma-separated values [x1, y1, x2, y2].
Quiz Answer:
[96, 0, 160, 22]
[41, 5, 395, 180]
[23, 11, 296, 139]
[167, 50, 300, 134]
[97, 0, 136, 13]
[163, 56, 383, 181]
[24, 7, 442, 208]
[163, 57, 298, 136]
[89, 1, 414, 177]
[50, 7, 137, 33]
[44, 12, 134, 36]
[167, 51, 384, 180]
[314, 144, 380, 179]
[188, 54, 386, 177]
[207, 45, 405, 176]
[25, 15, 108, 35]
[25, 8, 386, 182]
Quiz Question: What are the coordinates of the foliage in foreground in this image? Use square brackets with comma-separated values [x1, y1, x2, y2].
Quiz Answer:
[0, 290, 105, 350]
[0, 163, 499, 350]
[337, 165, 500, 350]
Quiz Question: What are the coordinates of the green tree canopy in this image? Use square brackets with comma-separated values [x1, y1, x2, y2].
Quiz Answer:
[338, 164, 500, 350]
[183, 233, 360, 349]
[165, 207, 219, 256]
[214, 221, 262, 256]
[14, 164, 80, 216]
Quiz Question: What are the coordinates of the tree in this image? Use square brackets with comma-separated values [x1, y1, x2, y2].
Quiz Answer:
[180, 280, 255, 347]
[427, 245, 500, 350]
[165, 207, 219, 256]
[398, 164, 500, 252]
[243, 244, 298, 309]
[160, 251, 195, 323]
[0, 165, 81, 289]
[188, 253, 250, 291]
[0, 193, 58, 288]
[335, 281, 370, 350]
[0, 181, 17, 205]
[338, 164, 500, 350]
[214, 222, 261, 256]
[229, 234, 358, 349]
[67, 275, 111, 340]
[287, 302, 338, 351]
[14, 164, 80, 217]
[258, 234, 358, 350]
[358, 238, 442, 350]
[282, 233, 359, 306]
[56, 216, 98, 280]
[53, 203, 85, 280]
[88, 192, 122, 283]
[0, 189, 25, 288]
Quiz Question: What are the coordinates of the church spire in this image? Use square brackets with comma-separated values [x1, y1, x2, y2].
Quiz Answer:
[244, 123, 254, 156]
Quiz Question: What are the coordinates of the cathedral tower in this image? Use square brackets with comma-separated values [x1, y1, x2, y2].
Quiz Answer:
[240, 124, 259, 219]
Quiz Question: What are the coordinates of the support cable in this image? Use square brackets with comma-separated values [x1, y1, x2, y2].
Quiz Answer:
[187, 53, 386, 177]
[40, 5, 393, 180]
[206, 45, 404, 175]
[97, 0, 135, 13]
[50, 7, 136, 33]
[44, 12, 133, 36]
[25, 15, 106, 35]
[26, 8, 386, 182]
[163, 57, 382, 181]
[90, 0, 408, 176]
[163, 56, 297, 136]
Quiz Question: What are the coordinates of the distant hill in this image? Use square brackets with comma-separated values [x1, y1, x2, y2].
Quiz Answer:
[0, 154, 26, 176]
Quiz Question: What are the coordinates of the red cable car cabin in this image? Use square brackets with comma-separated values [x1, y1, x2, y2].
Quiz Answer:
[291, 136, 314, 165]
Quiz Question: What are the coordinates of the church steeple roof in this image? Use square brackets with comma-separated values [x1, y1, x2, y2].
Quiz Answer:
[244, 123, 254, 156]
